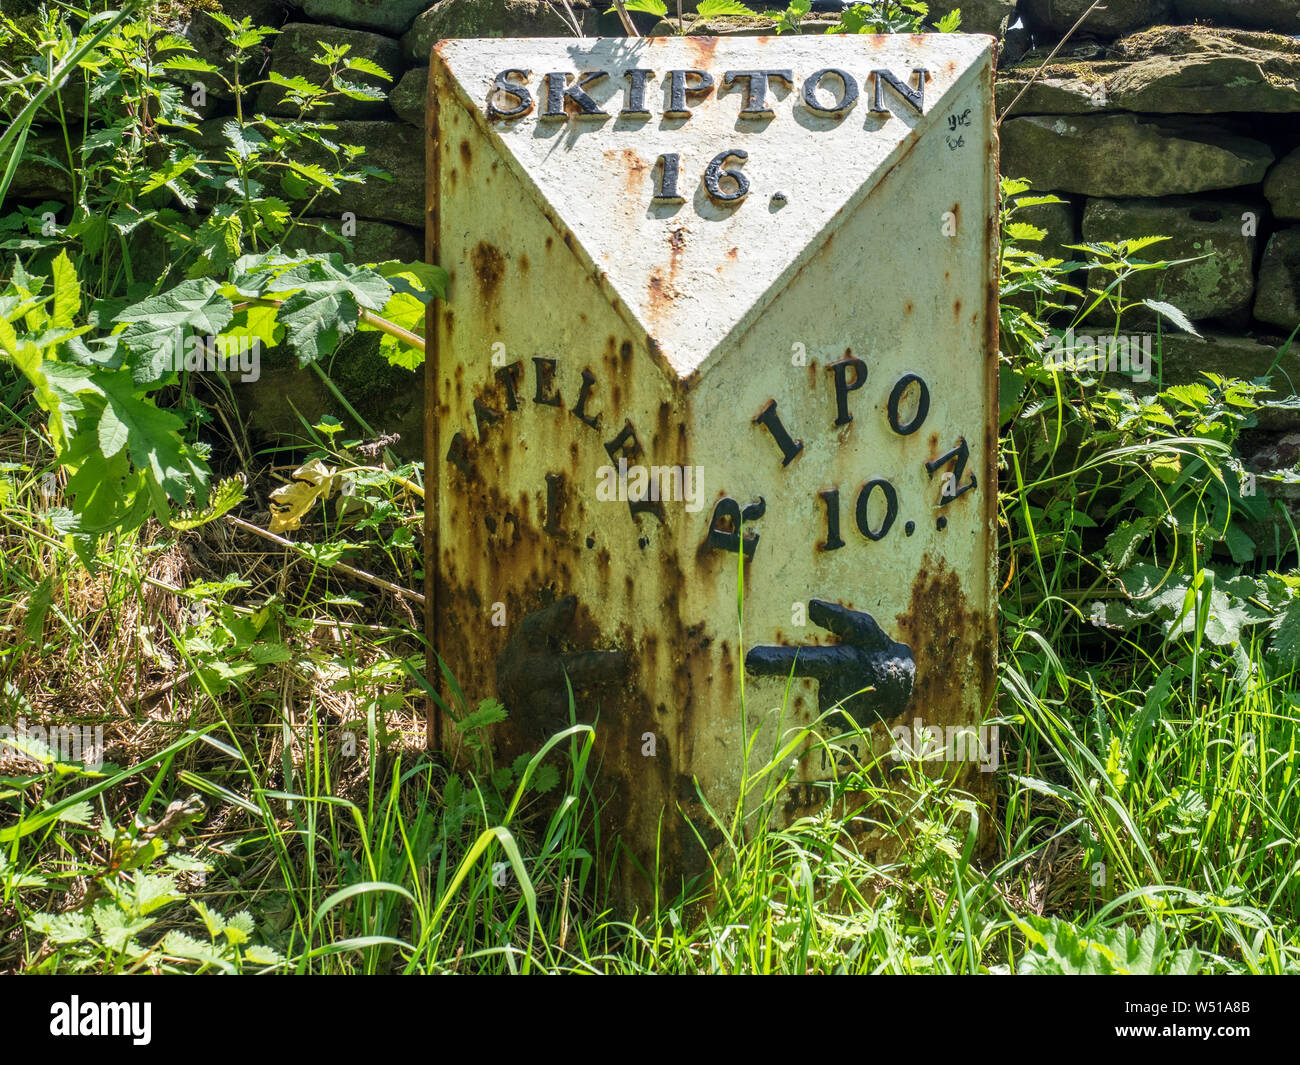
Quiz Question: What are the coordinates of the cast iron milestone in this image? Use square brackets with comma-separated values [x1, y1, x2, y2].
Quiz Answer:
[423, 33, 998, 879]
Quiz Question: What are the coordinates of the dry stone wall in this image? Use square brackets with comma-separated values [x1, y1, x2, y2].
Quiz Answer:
[994, 5, 1300, 492]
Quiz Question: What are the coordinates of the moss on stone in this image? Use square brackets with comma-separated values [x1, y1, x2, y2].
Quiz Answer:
[1118, 23, 1300, 57]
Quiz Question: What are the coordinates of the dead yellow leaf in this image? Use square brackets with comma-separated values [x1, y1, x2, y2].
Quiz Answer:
[268, 459, 340, 534]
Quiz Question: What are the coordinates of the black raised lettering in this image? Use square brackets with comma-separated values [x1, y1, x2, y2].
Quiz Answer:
[802, 68, 859, 116]
[544, 472, 565, 535]
[446, 431, 472, 479]
[704, 149, 749, 203]
[622, 68, 654, 116]
[571, 368, 601, 429]
[543, 70, 608, 118]
[870, 68, 928, 115]
[666, 70, 715, 117]
[473, 398, 502, 443]
[488, 69, 532, 119]
[605, 420, 662, 521]
[707, 496, 765, 559]
[533, 356, 562, 407]
[829, 356, 867, 426]
[653, 153, 684, 204]
[887, 372, 930, 435]
[855, 478, 898, 541]
[926, 438, 977, 502]
[754, 399, 803, 466]
[494, 361, 522, 411]
[723, 69, 793, 115]
[819, 488, 845, 551]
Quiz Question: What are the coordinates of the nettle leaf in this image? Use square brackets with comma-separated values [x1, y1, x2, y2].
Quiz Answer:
[1143, 299, 1201, 337]
[271, 258, 391, 364]
[456, 698, 508, 733]
[160, 56, 220, 74]
[81, 120, 132, 155]
[267, 71, 321, 96]
[254, 197, 291, 233]
[98, 374, 208, 504]
[331, 77, 386, 102]
[1270, 597, 1300, 665]
[169, 474, 245, 530]
[618, 0, 668, 15]
[230, 25, 276, 51]
[140, 154, 200, 196]
[284, 160, 340, 192]
[1104, 516, 1156, 570]
[116, 279, 234, 378]
[1162, 383, 1211, 408]
[343, 56, 393, 81]
[696, 0, 759, 17]
[153, 33, 197, 54]
[1013, 195, 1067, 209]
[223, 120, 268, 159]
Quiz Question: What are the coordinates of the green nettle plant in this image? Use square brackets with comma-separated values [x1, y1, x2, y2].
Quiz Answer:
[614, 1, 961, 33]
[834, 1, 961, 33]
[1, 7, 394, 302]
[5, 742, 287, 974]
[998, 177, 1300, 682]
[0, 6, 441, 557]
[1, 248, 443, 559]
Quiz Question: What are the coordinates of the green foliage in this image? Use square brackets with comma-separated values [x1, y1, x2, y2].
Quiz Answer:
[763, 1, 960, 34]
[3, 3, 1299, 979]
[835, 2, 960, 34]
[768, 0, 813, 34]
[6, 740, 285, 973]
[1016, 917, 1202, 974]
[998, 175, 1293, 677]
[697, 0, 761, 16]
[0, 6, 394, 300]
[1, 248, 443, 549]
[615, 1, 669, 16]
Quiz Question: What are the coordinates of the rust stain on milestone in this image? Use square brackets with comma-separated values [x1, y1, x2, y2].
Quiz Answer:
[612, 148, 648, 198]
[471, 241, 505, 301]
[685, 35, 719, 65]
[901, 553, 986, 725]
[667, 226, 687, 283]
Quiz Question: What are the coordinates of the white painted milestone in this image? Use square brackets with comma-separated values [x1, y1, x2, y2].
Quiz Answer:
[424, 34, 999, 885]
